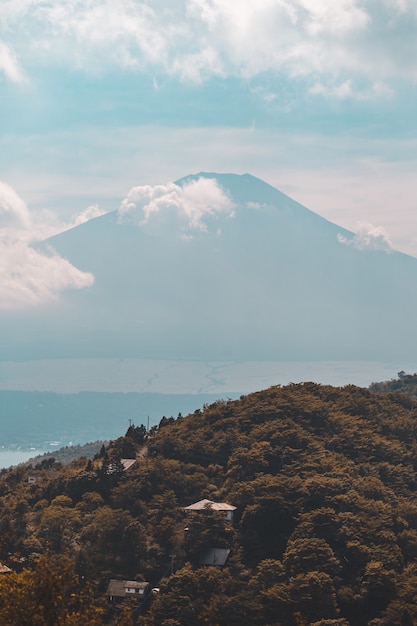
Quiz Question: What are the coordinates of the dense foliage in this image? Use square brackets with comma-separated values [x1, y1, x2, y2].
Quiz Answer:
[370, 371, 417, 398]
[2, 383, 417, 624]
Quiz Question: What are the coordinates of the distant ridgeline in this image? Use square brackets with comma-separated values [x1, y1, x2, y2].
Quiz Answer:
[1, 382, 417, 624]
[369, 370, 417, 396]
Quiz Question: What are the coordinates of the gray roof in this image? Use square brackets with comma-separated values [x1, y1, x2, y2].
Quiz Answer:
[199, 548, 231, 567]
[184, 499, 236, 512]
[106, 579, 149, 598]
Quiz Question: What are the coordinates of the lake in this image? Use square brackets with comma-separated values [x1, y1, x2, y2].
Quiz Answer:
[0, 449, 43, 470]
[0, 358, 415, 393]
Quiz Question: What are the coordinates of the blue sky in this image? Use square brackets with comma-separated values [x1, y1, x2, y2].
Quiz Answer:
[1, 0, 417, 307]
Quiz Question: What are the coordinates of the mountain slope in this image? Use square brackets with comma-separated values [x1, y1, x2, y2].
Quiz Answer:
[3, 172, 417, 361]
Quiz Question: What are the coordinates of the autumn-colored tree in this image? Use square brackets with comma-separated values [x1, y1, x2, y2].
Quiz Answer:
[0, 554, 104, 626]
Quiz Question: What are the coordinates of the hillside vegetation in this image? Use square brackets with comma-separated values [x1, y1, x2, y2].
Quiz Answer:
[1, 383, 417, 624]
[370, 371, 417, 397]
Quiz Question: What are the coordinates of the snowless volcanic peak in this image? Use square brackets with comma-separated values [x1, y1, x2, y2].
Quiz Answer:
[3, 172, 417, 363]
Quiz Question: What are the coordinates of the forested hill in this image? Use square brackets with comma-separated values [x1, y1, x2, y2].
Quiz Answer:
[2, 383, 417, 625]
[369, 370, 417, 397]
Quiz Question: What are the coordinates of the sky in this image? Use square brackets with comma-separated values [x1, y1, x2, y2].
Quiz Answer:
[1, 0, 417, 308]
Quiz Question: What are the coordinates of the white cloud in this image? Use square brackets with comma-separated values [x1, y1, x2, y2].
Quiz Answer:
[299, 0, 370, 35]
[384, 0, 415, 14]
[171, 45, 224, 83]
[119, 177, 235, 236]
[3, 1, 417, 95]
[0, 181, 31, 228]
[0, 241, 94, 310]
[69, 204, 106, 228]
[309, 79, 394, 100]
[310, 79, 355, 99]
[0, 197, 106, 246]
[338, 222, 393, 252]
[0, 182, 95, 309]
[246, 201, 265, 210]
[0, 41, 24, 83]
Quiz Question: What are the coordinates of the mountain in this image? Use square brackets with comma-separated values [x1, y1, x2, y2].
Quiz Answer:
[3, 172, 417, 362]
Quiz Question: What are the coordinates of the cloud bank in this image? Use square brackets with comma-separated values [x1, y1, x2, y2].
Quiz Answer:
[0, 181, 95, 310]
[119, 177, 235, 236]
[3, 1, 417, 96]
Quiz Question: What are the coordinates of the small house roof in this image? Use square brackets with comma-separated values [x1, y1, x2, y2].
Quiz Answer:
[0, 564, 12, 574]
[107, 458, 136, 475]
[106, 579, 149, 598]
[184, 498, 236, 512]
[199, 548, 231, 567]
[121, 458, 136, 471]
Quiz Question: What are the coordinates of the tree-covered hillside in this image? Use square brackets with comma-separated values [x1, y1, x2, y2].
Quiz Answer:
[1, 383, 417, 625]
[370, 371, 417, 397]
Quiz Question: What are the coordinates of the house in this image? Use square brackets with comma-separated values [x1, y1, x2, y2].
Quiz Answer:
[199, 548, 230, 567]
[0, 564, 12, 574]
[121, 458, 136, 471]
[184, 499, 237, 522]
[27, 469, 58, 484]
[106, 458, 137, 475]
[106, 579, 150, 603]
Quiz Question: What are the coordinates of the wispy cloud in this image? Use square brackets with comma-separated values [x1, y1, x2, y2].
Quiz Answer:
[0, 181, 31, 228]
[0, 181, 96, 310]
[0, 41, 24, 83]
[68, 204, 105, 229]
[3, 1, 417, 97]
[309, 79, 395, 100]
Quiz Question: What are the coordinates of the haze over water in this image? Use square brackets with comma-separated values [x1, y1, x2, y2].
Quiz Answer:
[1, 359, 413, 394]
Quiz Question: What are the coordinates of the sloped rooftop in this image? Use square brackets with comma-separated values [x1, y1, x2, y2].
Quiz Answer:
[184, 498, 236, 512]
[106, 579, 149, 598]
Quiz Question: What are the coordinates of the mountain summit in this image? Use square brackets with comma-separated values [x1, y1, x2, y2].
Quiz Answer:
[3, 172, 417, 361]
